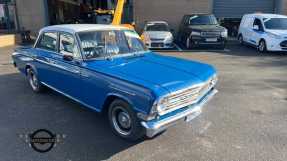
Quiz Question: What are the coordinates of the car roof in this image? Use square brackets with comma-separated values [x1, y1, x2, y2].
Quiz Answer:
[185, 14, 214, 17]
[244, 13, 287, 19]
[40, 24, 129, 34]
[146, 21, 168, 25]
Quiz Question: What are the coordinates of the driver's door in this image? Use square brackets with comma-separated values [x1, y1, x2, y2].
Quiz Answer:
[251, 18, 264, 46]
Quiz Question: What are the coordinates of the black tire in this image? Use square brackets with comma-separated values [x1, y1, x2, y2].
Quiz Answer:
[258, 40, 267, 53]
[185, 37, 192, 49]
[108, 99, 145, 141]
[27, 68, 45, 93]
[238, 34, 244, 45]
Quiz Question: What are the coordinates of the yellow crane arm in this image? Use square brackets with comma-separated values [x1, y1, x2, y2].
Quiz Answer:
[112, 0, 125, 25]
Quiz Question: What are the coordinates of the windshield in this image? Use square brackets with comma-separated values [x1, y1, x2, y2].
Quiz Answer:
[78, 30, 147, 60]
[188, 15, 218, 25]
[264, 18, 287, 30]
[146, 24, 169, 31]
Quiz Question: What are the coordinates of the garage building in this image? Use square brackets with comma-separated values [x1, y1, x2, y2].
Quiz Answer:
[1, 0, 287, 37]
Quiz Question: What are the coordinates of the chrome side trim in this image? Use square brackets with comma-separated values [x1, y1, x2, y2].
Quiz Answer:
[141, 88, 218, 138]
[35, 58, 80, 74]
[41, 82, 100, 112]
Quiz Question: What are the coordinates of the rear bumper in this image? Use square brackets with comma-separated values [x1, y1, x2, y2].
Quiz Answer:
[141, 88, 218, 138]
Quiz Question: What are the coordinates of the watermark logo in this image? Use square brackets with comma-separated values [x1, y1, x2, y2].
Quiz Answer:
[18, 129, 66, 153]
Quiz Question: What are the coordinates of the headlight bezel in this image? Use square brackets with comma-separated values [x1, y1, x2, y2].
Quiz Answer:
[164, 34, 174, 42]
[191, 31, 201, 36]
[221, 29, 228, 38]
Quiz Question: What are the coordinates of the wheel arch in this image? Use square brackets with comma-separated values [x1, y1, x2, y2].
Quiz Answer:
[24, 63, 37, 76]
[101, 93, 136, 115]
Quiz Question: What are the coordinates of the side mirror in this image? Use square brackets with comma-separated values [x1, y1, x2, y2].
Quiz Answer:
[106, 44, 120, 56]
[253, 25, 259, 31]
[63, 52, 74, 61]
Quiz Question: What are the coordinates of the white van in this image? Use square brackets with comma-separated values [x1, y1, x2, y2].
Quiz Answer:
[238, 13, 287, 52]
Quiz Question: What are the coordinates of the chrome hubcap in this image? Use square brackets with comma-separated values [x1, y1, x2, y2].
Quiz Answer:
[29, 71, 38, 90]
[112, 106, 132, 136]
[118, 112, 131, 129]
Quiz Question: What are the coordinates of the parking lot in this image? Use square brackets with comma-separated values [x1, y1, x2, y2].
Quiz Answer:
[0, 42, 287, 161]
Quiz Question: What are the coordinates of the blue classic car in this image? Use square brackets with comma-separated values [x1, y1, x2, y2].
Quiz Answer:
[12, 24, 218, 141]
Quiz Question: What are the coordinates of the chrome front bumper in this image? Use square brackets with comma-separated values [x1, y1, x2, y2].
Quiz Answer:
[141, 88, 218, 138]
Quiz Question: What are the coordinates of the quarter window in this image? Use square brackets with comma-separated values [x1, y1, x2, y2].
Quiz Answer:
[37, 32, 57, 51]
[59, 33, 81, 59]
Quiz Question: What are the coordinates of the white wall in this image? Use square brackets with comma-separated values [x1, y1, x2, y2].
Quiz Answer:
[15, 0, 46, 37]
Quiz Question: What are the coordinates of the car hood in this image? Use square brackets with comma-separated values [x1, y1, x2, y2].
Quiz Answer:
[84, 52, 216, 95]
[144, 31, 172, 39]
[189, 25, 225, 32]
[265, 29, 287, 37]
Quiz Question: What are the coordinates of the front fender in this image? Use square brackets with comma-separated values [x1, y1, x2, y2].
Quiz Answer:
[103, 83, 155, 115]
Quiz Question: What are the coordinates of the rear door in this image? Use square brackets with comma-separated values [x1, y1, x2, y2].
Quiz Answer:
[34, 32, 59, 86]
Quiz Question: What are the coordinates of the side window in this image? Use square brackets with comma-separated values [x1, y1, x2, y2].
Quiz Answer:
[59, 33, 81, 59]
[253, 18, 264, 31]
[37, 32, 57, 51]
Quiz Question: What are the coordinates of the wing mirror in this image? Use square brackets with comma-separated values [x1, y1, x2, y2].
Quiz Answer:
[106, 44, 119, 57]
[253, 25, 259, 31]
[62, 52, 74, 61]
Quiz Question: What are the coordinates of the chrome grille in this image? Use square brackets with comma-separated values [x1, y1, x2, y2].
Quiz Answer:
[150, 38, 165, 41]
[201, 31, 220, 37]
[160, 76, 217, 114]
[165, 86, 201, 110]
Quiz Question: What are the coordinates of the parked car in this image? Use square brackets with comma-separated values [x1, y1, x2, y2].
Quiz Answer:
[238, 13, 287, 53]
[12, 24, 218, 141]
[141, 21, 174, 49]
[178, 14, 228, 49]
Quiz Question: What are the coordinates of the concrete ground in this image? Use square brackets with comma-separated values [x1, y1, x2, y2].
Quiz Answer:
[0, 44, 287, 161]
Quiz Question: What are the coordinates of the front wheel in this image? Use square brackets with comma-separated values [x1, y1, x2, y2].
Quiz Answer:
[108, 99, 145, 141]
[258, 40, 267, 53]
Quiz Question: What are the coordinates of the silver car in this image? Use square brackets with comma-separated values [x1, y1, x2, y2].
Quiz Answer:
[141, 21, 174, 49]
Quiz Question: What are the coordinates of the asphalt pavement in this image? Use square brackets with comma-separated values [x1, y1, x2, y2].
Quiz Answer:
[0, 43, 287, 161]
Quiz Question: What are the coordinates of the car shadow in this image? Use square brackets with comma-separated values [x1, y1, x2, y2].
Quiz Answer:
[0, 72, 144, 161]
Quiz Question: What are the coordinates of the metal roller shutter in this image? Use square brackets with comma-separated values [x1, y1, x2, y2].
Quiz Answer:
[213, 0, 275, 18]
